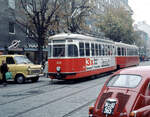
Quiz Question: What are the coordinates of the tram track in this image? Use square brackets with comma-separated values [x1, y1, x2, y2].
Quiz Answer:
[0, 74, 109, 106]
[62, 98, 96, 117]
[0, 79, 78, 105]
[0, 82, 50, 95]
[9, 79, 106, 117]
[0, 84, 68, 105]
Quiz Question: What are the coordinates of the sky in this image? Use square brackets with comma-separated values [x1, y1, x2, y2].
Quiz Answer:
[129, 0, 150, 25]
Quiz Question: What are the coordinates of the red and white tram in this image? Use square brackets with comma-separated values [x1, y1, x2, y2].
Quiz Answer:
[115, 42, 139, 69]
[47, 33, 139, 80]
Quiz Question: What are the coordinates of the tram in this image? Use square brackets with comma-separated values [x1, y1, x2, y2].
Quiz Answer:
[47, 33, 139, 80]
[115, 42, 139, 69]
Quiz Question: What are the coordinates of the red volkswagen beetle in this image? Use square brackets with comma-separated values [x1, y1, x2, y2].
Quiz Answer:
[89, 66, 150, 117]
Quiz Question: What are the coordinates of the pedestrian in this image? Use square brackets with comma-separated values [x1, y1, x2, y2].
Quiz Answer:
[0, 60, 8, 86]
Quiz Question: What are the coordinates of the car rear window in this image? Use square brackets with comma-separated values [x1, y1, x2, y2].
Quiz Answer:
[107, 74, 141, 88]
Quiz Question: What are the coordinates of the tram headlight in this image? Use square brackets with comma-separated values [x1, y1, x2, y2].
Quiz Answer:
[56, 66, 61, 72]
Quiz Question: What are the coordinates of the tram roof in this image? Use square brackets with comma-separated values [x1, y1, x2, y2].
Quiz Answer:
[49, 33, 114, 44]
[115, 42, 138, 49]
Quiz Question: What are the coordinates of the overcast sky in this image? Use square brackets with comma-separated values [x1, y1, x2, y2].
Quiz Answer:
[129, 0, 150, 25]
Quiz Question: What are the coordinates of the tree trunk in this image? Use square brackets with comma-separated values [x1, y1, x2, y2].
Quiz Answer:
[37, 45, 43, 64]
[37, 37, 44, 64]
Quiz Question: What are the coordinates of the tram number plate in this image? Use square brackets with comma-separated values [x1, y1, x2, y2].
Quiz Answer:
[103, 101, 116, 115]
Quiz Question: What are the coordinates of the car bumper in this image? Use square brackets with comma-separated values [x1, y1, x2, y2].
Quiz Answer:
[26, 74, 44, 78]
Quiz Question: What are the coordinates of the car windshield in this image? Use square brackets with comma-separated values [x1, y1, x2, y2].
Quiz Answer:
[14, 56, 33, 64]
[107, 74, 141, 88]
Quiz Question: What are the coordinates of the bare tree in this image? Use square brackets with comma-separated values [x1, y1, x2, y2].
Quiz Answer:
[15, 0, 64, 64]
[62, 0, 92, 33]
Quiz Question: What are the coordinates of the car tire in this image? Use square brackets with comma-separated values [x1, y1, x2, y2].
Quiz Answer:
[31, 77, 39, 83]
[15, 75, 25, 84]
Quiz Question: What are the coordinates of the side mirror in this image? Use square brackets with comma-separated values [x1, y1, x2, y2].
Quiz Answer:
[148, 83, 150, 90]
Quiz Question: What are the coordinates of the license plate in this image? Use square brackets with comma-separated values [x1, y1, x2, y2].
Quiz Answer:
[103, 100, 116, 115]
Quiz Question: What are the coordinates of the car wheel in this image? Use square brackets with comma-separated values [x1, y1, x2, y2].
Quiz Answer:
[15, 75, 25, 84]
[31, 77, 39, 83]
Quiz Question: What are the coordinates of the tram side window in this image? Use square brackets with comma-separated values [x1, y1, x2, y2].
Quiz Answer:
[122, 48, 124, 56]
[99, 44, 101, 56]
[104, 45, 108, 55]
[113, 46, 115, 55]
[109, 45, 112, 56]
[127, 48, 129, 56]
[91, 43, 95, 56]
[79, 42, 85, 56]
[118, 47, 121, 56]
[53, 45, 65, 57]
[108, 45, 110, 56]
[95, 44, 98, 56]
[48, 45, 51, 57]
[102, 45, 104, 56]
[85, 43, 90, 56]
[68, 44, 78, 57]
[128, 49, 132, 56]
[124, 48, 127, 56]
[135, 49, 138, 55]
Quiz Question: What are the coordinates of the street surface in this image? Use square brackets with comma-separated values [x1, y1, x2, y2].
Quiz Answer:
[0, 61, 149, 117]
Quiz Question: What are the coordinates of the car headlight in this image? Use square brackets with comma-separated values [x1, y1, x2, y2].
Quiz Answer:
[27, 66, 31, 74]
[28, 66, 31, 71]
[56, 66, 61, 72]
[41, 66, 43, 70]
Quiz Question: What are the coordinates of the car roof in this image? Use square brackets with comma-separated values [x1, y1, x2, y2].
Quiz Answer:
[117, 66, 150, 79]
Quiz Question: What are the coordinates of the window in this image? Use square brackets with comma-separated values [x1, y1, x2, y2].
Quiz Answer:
[95, 44, 98, 56]
[79, 43, 85, 56]
[104, 45, 107, 56]
[99, 44, 101, 56]
[9, 22, 15, 34]
[109, 45, 112, 56]
[85, 43, 90, 56]
[53, 45, 65, 57]
[107, 75, 141, 88]
[48, 45, 51, 57]
[68, 45, 78, 57]
[91, 43, 95, 56]
[14, 56, 32, 64]
[124, 48, 126, 56]
[101, 45, 104, 56]
[8, 0, 15, 9]
[122, 48, 124, 56]
[117, 47, 121, 56]
[6, 57, 15, 64]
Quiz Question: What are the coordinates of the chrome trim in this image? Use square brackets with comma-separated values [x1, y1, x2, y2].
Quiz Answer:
[26, 74, 44, 78]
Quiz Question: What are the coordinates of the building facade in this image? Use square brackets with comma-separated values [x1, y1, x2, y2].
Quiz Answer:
[0, 0, 44, 63]
[134, 22, 150, 58]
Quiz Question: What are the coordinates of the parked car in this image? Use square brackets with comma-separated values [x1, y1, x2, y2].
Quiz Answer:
[0, 55, 43, 84]
[89, 66, 150, 117]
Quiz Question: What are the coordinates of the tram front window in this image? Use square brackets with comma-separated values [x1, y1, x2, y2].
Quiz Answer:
[53, 45, 65, 57]
[68, 44, 78, 57]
